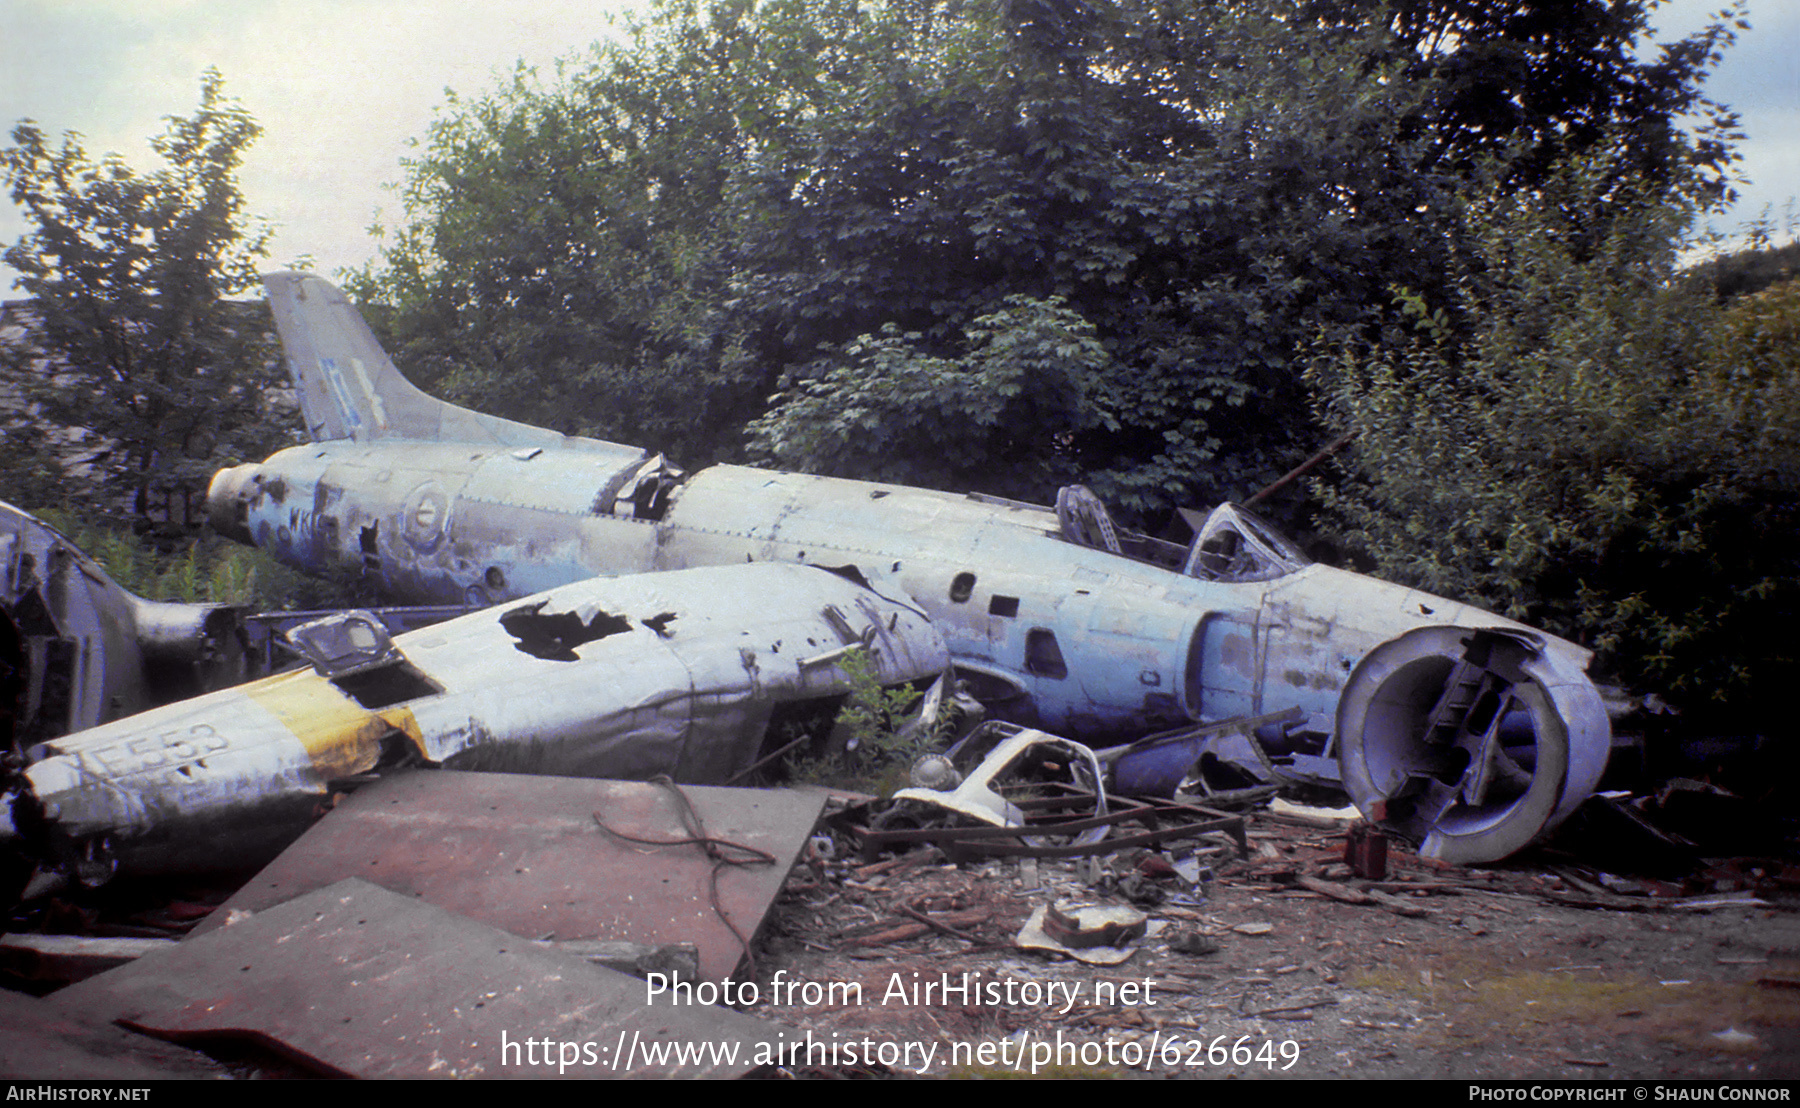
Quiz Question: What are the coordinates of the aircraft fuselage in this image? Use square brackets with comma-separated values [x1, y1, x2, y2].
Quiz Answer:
[189, 271, 1613, 866]
[211, 441, 1541, 745]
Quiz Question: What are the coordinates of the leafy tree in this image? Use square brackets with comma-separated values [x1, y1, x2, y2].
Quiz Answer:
[361, 0, 1743, 526]
[1694, 236, 1800, 300]
[352, 0, 890, 464]
[736, 0, 1457, 518]
[1301, 0, 1747, 208]
[746, 295, 1117, 497]
[1309, 151, 1800, 728]
[2, 69, 291, 523]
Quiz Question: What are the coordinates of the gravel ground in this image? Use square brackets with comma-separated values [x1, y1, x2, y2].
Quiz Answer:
[746, 814, 1800, 1081]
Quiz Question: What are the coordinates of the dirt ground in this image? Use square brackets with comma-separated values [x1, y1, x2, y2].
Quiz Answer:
[7, 796, 1796, 1081]
[742, 810, 1800, 1081]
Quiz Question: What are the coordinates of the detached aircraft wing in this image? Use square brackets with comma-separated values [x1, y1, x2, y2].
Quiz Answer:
[5, 272, 1613, 887]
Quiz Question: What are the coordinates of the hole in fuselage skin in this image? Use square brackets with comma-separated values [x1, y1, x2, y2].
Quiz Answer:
[500, 602, 633, 660]
[1025, 629, 1068, 679]
[332, 664, 441, 709]
[949, 572, 976, 603]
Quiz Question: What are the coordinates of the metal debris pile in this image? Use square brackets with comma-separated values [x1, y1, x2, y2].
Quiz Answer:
[0, 736, 1795, 1078]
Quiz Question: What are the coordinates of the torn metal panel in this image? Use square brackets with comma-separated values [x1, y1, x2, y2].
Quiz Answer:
[190, 770, 825, 983]
[1016, 901, 1150, 965]
[7, 562, 946, 881]
[203, 272, 1617, 863]
[0, 932, 175, 983]
[54, 878, 783, 1078]
[893, 721, 1108, 828]
[1, 500, 247, 751]
[1102, 707, 1305, 798]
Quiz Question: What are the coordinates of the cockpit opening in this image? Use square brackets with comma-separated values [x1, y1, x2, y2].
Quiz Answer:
[1051, 485, 1309, 583]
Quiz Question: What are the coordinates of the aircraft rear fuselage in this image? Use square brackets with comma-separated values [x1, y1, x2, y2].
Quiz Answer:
[211, 442, 1536, 744]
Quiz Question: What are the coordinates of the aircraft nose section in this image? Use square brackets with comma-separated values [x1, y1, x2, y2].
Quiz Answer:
[207, 463, 262, 544]
[1334, 625, 1610, 864]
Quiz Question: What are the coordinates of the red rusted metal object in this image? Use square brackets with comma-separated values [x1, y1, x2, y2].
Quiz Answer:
[57, 878, 782, 1078]
[1344, 822, 1389, 880]
[190, 769, 825, 982]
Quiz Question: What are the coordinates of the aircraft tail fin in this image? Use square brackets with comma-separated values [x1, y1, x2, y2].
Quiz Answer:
[263, 272, 616, 450]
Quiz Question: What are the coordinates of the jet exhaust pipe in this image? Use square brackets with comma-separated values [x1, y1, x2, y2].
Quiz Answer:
[1335, 626, 1609, 864]
[207, 463, 262, 545]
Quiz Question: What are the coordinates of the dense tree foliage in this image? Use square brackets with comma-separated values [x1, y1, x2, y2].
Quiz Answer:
[2, 70, 293, 523]
[1310, 153, 1800, 728]
[744, 295, 1119, 497]
[359, 0, 1742, 522]
[1696, 237, 1800, 299]
[355, 0, 1789, 720]
[1302, 0, 1745, 205]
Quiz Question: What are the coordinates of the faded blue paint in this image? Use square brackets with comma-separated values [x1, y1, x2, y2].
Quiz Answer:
[201, 272, 1615, 863]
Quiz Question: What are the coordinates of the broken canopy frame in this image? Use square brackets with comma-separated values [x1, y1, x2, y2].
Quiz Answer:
[1099, 707, 1310, 798]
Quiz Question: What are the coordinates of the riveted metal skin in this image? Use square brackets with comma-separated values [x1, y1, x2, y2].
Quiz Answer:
[13, 562, 947, 877]
[192, 272, 1617, 865]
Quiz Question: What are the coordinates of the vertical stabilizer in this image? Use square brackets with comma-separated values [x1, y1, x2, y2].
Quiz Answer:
[263, 272, 632, 453]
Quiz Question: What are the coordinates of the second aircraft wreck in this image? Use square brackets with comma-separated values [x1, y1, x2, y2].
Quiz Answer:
[4, 561, 947, 880]
[2, 502, 247, 750]
[191, 272, 1614, 866]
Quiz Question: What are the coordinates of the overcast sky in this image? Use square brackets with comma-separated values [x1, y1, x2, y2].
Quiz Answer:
[1, 0, 1794, 296]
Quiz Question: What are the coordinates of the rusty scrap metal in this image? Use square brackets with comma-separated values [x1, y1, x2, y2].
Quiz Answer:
[0, 933, 175, 983]
[56, 878, 785, 1078]
[1294, 875, 1376, 905]
[1016, 901, 1149, 965]
[192, 770, 826, 982]
[0, 988, 224, 1079]
[1040, 901, 1147, 949]
[857, 792, 1247, 862]
[892, 902, 987, 944]
[1343, 823, 1389, 880]
[592, 774, 779, 979]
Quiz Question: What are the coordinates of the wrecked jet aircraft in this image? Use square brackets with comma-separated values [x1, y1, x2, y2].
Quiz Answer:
[201, 272, 1611, 864]
[2, 560, 947, 881]
[2, 501, 246, 751]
